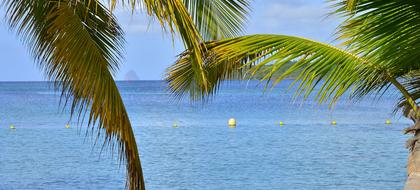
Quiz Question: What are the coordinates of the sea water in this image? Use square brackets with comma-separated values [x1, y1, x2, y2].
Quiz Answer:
[0, 80, 411, 189]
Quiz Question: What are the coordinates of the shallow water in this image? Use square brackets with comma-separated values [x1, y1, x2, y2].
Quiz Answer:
[0, 80, 411, 189]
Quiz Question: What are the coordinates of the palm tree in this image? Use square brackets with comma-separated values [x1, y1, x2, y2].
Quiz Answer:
[166, 0, 420, 189]
[1, 0, 249, 189]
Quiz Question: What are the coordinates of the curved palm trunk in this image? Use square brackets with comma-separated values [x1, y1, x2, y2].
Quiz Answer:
[404, 111, 420, 190]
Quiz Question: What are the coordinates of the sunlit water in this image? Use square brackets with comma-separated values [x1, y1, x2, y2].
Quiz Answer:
[0, 80, 412, 189]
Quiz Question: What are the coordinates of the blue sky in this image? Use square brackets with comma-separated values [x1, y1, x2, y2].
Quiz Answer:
[0, 0, 339, 81]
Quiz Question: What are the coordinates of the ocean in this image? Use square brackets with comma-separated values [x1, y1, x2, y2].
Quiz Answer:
[0, 80, 412, 189]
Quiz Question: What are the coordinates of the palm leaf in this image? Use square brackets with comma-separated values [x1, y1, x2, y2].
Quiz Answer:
[168, 1, 420, 112]
[3, 0, 144, 189]
[333, 0, 420, 112]
[166, 34, 395, 105]
[166, 40, 246, 100]
[396, 72, 420, 118]
[142, 0, 249, 97]
[334, 0, 420, 75]
[182, 0, 250, 40]
[142, 0, 214, 96]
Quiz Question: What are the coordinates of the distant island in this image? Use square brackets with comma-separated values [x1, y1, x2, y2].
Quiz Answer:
[124, 70, 140, 81]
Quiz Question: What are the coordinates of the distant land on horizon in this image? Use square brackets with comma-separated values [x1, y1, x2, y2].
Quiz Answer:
[124, 70, 140, 81]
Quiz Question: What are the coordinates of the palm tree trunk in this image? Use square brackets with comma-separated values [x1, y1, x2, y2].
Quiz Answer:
[404, 111, 420, 190]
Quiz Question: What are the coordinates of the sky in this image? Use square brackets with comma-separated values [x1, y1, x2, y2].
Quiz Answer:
[0, 0, 340, 81]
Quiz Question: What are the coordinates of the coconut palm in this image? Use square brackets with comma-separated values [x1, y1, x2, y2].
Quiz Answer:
[166, 0, 420, 189]
[1, 0, 249, 189]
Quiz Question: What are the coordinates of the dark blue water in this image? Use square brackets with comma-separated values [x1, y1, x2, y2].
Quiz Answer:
[0, 81, 412, 189]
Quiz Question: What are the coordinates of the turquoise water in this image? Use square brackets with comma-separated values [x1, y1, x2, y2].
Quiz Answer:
[0, 80, 412, 189]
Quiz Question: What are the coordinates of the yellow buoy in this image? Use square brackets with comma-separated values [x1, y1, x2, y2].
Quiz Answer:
[172, 122, 179, 128]
[386, 119, 392, 125]
[331, 120, 337, 125]
[65, 124, 70, 129]
[279, 121, 284, 126]
[9, 124, 15, 129]
[228, 118, 236, 128]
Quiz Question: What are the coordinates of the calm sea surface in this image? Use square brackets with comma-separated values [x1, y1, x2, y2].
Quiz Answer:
[0, 80, 412, 190]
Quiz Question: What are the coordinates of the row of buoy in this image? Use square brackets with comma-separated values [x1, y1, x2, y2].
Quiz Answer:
[169, 118, 394, 128]
[5, 119, 395, 129]
[228, 118, 393, 127]
[6, 124, 72, 129]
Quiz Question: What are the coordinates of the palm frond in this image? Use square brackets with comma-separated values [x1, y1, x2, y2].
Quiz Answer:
[166, 40, 246, 100]
[167, 1, 420, 113]
[142, 0, 250, 96]
[166, 34, 391, 105]
[143, 0, 213, 95]
[182, 0, 250, 40]
[396, 72, 420, 118]
[334, 0, 420, 74]
[90, 0, 250, 41]
[333, 0, 420, 112]
[3, 0, 144, 189]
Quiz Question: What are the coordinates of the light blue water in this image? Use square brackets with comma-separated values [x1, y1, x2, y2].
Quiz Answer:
[0, 80, 412, 190]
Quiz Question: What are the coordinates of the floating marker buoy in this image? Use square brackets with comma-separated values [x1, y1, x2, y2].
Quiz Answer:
[386, 119, 392, 125]
[9, 124, 15, 129]
[65, 124, 70, 129]
[331, 120, 337, 125]
[228, 118, 236, 128]
[279, 121, 284, 126]
[172, 122, 179, 128]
